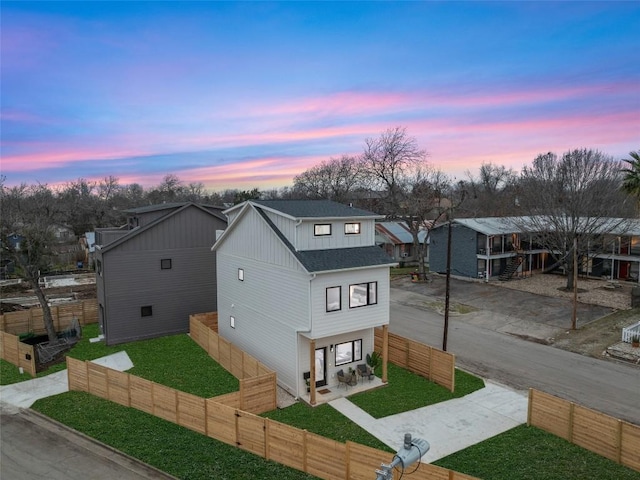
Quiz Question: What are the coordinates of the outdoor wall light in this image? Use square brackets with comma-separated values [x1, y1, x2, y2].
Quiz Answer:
[330, 344, 334, 352]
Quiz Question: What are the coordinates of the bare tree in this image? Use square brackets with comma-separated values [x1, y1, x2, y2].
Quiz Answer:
[515, 148, 629, 290]
[292, 155, 365, 202]
[0, 183, 61, 341]
[463, 163, 518, 216]
[361, 127, 427, 215]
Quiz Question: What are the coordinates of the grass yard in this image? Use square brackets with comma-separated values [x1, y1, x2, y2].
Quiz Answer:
[434, 424, 640, 480]
[32, 392, 320, 480]
[347, 364, 485, 418]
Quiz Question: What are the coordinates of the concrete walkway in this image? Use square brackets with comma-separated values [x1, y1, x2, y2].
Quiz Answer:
[0, 351, 133, 408]
[329, 380, 528, 462]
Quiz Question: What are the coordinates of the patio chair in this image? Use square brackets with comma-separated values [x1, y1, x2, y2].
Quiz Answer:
[336, 369, 350, 389]
[356, 363, 373, 382]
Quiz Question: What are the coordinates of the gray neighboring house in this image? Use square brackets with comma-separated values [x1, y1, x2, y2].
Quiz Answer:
[95, 202, 227, 345]
[430, 216, 640, 282]
[213, 200, 396, 401]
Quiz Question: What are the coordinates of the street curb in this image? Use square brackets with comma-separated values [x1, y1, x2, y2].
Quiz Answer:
[20, 407, 180, 480]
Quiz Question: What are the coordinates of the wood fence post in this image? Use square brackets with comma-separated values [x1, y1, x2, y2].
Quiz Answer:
[302, 430, 308, 473]
[382, 324, 388, 383]
[568, 402, 575, 443]
[616, 420, 623, 464]
[428, 346, 433, 381]
[527, 389, 533, 426]
[345, 441, 351, 480]
[264, 419, 270, 460]
[204, 397, 209, 437]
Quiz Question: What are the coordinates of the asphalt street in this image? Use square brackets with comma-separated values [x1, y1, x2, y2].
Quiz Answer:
[390, 279, 640, 425]
[0, 402, 178, 480]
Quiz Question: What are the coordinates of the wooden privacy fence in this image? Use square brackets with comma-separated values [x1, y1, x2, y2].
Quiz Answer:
[0, 331, 36, 376]
[375, 328, 455, 392]
[190, 314, 273, 380]
[0, 299, 98, 335]
[66, 356, 477, 480]
[528, 389, 640, 472]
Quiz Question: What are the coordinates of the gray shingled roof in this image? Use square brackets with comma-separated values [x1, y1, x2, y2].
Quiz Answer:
[297, 246, 396, 273]
[126, 202, 224, 215]
[252, 199, 380, 219]
[254, 205, 394, 273]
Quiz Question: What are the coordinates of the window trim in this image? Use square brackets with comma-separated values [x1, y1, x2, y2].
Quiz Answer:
[335, 339, 363, 366]
[238, 268, 244, 281]
[141, 305, 153, 317]
[326, 286, 341, 312]
[314, 224, 332, 236]
[344, 222, 361, 235]
[349, 281, 378, 308]
[160, 258, 172, 270]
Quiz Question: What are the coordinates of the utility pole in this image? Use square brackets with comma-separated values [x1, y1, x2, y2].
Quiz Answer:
[572, 237, 578, 330]
[443, 212, 452, 351]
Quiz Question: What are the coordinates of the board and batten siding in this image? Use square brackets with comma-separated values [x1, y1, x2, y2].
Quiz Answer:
[430, 224, 478, 277]
[221, 208, 306, 272]
[216, 253, 310, 392]
[308, 267, 390, 338]
[296, 218, 376, 251]
[99, 206, 225, 345]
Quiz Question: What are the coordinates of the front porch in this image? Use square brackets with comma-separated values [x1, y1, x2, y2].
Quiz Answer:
[300, 375, 386, 406]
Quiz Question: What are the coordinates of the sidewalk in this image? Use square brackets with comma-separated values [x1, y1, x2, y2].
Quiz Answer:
[329, 380, 528, 463]
[0, 351, 133, 408]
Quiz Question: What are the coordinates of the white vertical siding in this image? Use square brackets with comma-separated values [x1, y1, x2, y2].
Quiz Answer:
[296, 219, 376, 251]
[221, 209, 306, 272]
[308, 267, 390, 338]
[216, 252, 311, 392]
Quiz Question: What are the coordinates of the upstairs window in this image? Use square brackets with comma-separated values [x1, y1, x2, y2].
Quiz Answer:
[344, 222, 361, 235]
[349, 282, 377, 308]
[141, 306, 153, 317]
[314, 224, 331, 236]
[326, 286, 341, 312]
[238, 268, 244, 281]
[161, 259, 172, 270]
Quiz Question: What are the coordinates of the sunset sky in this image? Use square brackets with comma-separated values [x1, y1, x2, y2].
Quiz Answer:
[2, 1, 639, 192]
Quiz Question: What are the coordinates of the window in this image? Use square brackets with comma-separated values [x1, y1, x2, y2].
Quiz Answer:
[161, 259, 172, 270]
[314, 224, 331, 236]
[230, 316, 235, 328]
[349, 282, 377, 308]
[326, 286, 341, 312]
[335, 339, 362, 366]
[344, 222, 361, 235]
[238, 268, 244, 281]
[141, 306, 153, 317]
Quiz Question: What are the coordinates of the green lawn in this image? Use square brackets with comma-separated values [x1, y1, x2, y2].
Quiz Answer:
[10, 323, 640, 479]
[348, 365, 485, 418]
[434, 424, 640, 480]
[33, 392, 319, 480]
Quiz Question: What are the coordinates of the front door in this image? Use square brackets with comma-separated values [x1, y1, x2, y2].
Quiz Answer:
[314, 348, 327, 387]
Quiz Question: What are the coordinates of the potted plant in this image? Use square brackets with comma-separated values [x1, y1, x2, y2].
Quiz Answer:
[366, 351, 381, 375]
[632, 335, 639, 348]
[305, 378, 311, 392]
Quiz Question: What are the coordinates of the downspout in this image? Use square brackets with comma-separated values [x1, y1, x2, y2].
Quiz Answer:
[295, 272, 316, 400]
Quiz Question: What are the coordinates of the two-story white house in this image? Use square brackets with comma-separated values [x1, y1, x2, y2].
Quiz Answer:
[213, 200, 396, 402]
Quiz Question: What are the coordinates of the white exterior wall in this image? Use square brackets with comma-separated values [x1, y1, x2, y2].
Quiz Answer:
[308, 266, 390, 338]
[296, 219, 376, 251]
[297, 328, 374, 396]
[216, 253, 311, 394]
[221, 208, 306, 272]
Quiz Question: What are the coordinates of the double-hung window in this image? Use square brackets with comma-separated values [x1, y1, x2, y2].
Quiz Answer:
[349, 282, 377, 308]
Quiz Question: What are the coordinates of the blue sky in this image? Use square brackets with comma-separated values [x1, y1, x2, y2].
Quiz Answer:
[2, 1, 639, 191]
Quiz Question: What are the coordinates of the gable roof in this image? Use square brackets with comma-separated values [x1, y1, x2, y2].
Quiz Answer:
[237, 199, 382, 220]
[214, 201, 395, 273]
[376, 221, 428, 244]
[126, 202, 225, 216]
[99, 203, 226, 254]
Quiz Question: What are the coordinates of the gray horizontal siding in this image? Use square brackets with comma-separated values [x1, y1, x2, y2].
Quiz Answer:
[297, 219, 376, 251]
